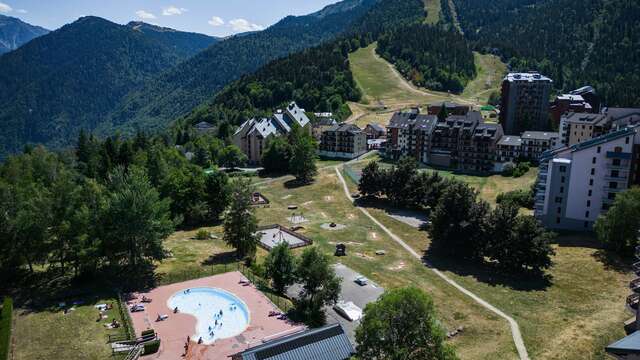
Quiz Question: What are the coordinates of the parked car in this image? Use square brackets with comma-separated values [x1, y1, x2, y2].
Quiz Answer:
[355, 276, 368, 286]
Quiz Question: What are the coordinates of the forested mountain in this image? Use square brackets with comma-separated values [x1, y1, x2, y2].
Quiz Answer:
[0, 14, 49, 54]
[127, 21, 218, 59]
[103, 0, 381, 136]
[377, 24, 476, 93]
[451, 0, 640, 107]
[180, 0, 427, 129]
[0, 16, 209, 159]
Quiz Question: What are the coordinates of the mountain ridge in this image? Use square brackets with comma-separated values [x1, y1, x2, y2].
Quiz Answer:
[0, 14, 49, 54]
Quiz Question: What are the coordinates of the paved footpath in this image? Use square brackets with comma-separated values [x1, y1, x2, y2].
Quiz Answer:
[334, 166, 529, 360]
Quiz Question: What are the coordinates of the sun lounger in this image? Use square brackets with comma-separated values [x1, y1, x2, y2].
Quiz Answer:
[130, 304, 145, 312]
[156, 314, 169, 322]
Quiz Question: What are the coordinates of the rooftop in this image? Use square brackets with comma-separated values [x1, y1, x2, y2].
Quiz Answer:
[556, 94, 585, 102]
[505, 72, 552, 83]
[606, 330, 640, 356]
[497, 135, 522, 146]
[233, 323, 353, 360]
[521, 131, 559, 140]
[561, 112, 606, 125]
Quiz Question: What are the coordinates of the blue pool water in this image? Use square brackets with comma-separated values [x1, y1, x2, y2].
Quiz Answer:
[167, 287, 250, 344]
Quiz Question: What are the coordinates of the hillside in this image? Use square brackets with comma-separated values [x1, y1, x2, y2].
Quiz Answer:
[102, 0, 381, 135]
[0, 14, 49, 54]
[451, 0, 640, 107]
[0, 16, 202, 158]
[178, 0, 428, 130]
[127, 21, 218, 59]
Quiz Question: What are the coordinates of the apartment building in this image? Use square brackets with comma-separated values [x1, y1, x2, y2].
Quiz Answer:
[534, 126, 640, 230]
[521, 131, 559, 161]
[549, 93, 594, 125]
[318, 123, 367, 159]
[363, 123, 386, 139]
[386, 110, 502, 173]
[496, 135, 523, 169]
[499, 72, 553, 135]
[312, 117, 338, 140]
[560, 107, 640, 147]
[233, 102, 311, 164]
[386, 111, 437, 164]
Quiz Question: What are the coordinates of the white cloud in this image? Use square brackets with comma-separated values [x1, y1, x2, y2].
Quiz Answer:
[162, 6, 187, 16]
[135, 10, 156, 20]
[16, 9, 26, 13]
[229, 18, 264, 33]
[0, 2, 12, 13]
[207, 16, 224, 27]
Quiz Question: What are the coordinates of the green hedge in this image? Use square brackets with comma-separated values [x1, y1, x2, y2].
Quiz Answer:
[143, 339, 161, 355]
[0, 297, 13, 360]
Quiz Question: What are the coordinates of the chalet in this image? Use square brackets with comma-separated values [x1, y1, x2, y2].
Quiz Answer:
[232, 102, 311, 164]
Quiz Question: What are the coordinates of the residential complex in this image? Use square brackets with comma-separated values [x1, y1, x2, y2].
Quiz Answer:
[560, 107, 640, 147]
[427, 101, 470, 116]
[363, 123, 385, 139]
[233, 102, 311, 164]
[499, 72, 553, 135]
[385, 109, 558, 173]
[549, 93, 594, 125]
[318, 123, 367, 159]
[386, 110, 505, 173]
[534, 126, 640, 230]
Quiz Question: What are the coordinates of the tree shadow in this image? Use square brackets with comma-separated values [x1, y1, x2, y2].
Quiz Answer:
[553, 232, 632, 273]
[284, 179, 312, 189]
[201, 251, 238, 266]
[423, 249, 553, 292]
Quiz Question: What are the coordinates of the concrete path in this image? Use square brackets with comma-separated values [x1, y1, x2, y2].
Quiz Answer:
[334, 166, 529, 360]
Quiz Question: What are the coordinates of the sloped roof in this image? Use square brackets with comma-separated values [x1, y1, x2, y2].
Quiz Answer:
[497, 136, 522, 146]
[606, 330, 640, 356]
[366, 123, 385, 132]
[521, 131, 559, 140]
[388, 112, 437, 130]
[235, 323, 353, 360]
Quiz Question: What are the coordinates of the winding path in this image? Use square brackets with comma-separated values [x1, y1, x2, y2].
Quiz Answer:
[334, 166, 530, 360]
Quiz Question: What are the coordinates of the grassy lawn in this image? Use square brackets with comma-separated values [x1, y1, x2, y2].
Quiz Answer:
[339, 166, 632, 359]
[253, 167, 517, 359]
[12, 295, 128, 360]
[423, 0, 441, 25]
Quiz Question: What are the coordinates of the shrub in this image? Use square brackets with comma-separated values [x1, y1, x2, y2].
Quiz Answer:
[496, 189, 534, 209]
[195, 229, 210, 240]
[0, 297, 13, 360]
[143, 339, 161, 355]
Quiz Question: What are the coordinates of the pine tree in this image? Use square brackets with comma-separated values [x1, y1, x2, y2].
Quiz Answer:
[223, 178, 258, 260]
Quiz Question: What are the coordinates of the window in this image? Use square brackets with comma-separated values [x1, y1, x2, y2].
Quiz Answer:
[615, 146, 623, 153]
[592, 157, 597, 164]
[588, 190, 592, 196]
[556, 217, 561, 224]
[559, 166, 567, 173]
[584, 221, 589, 228]
[602, 204, 610, 211]
[587, 200, 591, 207]
[612, 170, 619, 178]
[610, 182, 618, 189]
[560, 187, 564, 193]
[589, 179, 594, 186]
[555, 197, 563, 203]
[608, 192, 616, 200]
[591, 168, 595, 175]
[557, 207, 561, 214]
[613, 158, 621, 166]
[626, 137, 630, 144]
[585, 211, 590, 218]
[597, 146, 601, 154]
[561, 176, 566, 183]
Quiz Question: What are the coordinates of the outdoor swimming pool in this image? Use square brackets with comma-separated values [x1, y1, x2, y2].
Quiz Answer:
[168, 287, 250, 344]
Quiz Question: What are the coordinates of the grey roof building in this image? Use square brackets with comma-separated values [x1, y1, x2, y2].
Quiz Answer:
[232, 324, 354, 360]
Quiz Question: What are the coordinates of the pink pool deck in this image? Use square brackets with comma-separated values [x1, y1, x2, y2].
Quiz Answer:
[128, 272, 304, 360]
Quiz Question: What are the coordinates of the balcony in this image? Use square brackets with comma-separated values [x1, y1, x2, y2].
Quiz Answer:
[631, 278, 640, 294]
[602, 185, 627, 193]
[606, 163, 629, 170]
[628, 293, 640, 310]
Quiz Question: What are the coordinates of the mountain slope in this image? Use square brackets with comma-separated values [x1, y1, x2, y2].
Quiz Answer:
[102, 0, 380, 135]
[451, 0, 639, 107]
[0, 16, 192, 157]
[127, 21, 218, 59]
[177, 0, 427, 130]
[0, 14, 49, 54]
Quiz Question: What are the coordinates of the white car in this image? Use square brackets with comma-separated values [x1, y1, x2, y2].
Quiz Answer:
[354, 276, 368, 286]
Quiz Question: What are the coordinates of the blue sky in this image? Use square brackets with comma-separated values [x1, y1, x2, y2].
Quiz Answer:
[0, 0, 339, 36]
